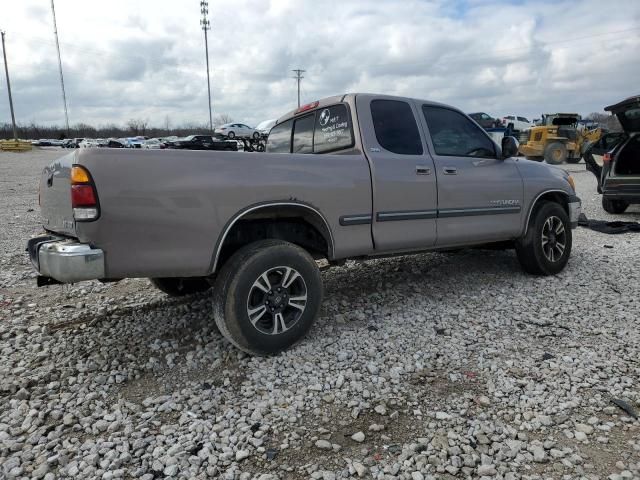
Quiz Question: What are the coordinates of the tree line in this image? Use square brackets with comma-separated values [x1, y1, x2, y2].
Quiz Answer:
[0, 114, 234, 140]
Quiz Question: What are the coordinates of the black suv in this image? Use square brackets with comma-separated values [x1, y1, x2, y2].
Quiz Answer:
[585, 95, 640, 214]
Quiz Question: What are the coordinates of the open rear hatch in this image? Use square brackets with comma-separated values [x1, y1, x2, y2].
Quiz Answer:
[39, 151, 77, 237]
[605, 95, 640, 133]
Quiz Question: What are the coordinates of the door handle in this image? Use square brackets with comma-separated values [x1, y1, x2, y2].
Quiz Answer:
[416, 165, 431, 175]
[443, 167, 458, 175]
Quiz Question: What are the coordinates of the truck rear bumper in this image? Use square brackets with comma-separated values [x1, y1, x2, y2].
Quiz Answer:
[27, 235, 105, 283]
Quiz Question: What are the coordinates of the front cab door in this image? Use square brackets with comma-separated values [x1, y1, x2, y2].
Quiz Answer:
[420, 104, 523, 246]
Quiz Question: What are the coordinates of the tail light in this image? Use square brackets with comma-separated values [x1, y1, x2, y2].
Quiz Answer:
[603, 153, 613, 164]
[71, 165, 99, 221]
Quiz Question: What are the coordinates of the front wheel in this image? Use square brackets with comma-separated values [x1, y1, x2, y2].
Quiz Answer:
[544, 142, 568, 165]
[212, 240, 323, 355]
[516, 201, 572, 275]
[602, 198, 629, 214]
[252, 131, 260, 139]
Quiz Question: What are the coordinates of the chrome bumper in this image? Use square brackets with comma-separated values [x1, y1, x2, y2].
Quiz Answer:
[568, 196, 581, 228]
[27, 235, 105, 283]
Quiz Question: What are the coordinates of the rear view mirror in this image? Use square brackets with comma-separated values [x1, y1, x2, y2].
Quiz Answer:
[501, 136, 519, 159]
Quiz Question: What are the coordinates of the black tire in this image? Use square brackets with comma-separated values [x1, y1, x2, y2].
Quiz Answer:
[252, 132, 260, 140]
[544, 142, 568, 165]
[150, 277, 212, 296]
[227, 131, 235, 139]
[525, 156, 544, 162]
[516, 201, 572, 275]
[602, 198, 629, 214]
[212, 240, 323, 355]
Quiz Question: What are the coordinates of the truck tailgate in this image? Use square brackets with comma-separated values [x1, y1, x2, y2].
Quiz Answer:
[39, 152, 76, 237]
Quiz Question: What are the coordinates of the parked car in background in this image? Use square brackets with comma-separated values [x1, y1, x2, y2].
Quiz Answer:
[468, 112, 501, 129]
[501, 115, 532, 131]
[144, 138, 166, 149]
[214, 123, 260, 139]
[255, 119, 277, 138]
[584, 95, 640, 214]
[105, 139, 126, 148]
[165, 135, 238, 151]
[29, 92, 580, 355]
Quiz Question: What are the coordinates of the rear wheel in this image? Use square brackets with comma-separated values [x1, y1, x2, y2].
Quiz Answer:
[212, 240, 323, 355]
[227, 131, 236, 139]
[150, 277, 212, 296]
[252, 131, 260, 140]
[516, 201, 572, 275]
[602, 198, 629, 214]
[544, 142, 568, 165]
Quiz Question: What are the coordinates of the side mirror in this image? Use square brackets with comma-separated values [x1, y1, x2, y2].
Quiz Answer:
[501, 136, 519, 159]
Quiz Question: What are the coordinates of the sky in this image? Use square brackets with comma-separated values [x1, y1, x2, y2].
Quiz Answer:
[0, 0, 639, 129]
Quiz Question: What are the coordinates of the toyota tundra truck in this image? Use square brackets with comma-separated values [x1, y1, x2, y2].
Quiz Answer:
[28, 93, 581, 355]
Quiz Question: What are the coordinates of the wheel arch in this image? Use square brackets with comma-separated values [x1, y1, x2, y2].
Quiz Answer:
[210, 201, 335, 273]
[523, 190, 571, 235]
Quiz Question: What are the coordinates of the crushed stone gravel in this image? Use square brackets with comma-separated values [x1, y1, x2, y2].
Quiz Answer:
[1, 149, 639, 479]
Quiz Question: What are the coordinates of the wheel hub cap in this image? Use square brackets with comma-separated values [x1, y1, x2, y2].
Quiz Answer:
[541, 216, 567, 263]
[247, 267, 307, 335]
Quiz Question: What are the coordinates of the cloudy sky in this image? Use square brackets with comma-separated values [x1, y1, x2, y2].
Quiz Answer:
[1, 0, 639, 128]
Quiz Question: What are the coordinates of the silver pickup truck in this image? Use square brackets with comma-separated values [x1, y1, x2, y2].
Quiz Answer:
[28, 93, 581, 354]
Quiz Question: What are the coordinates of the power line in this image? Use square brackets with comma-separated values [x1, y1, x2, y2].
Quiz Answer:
[50, 0, 70, 134]
[1, 30, 18, 140]
[200, 1, 213, 132]
[292, 69, 305, 108]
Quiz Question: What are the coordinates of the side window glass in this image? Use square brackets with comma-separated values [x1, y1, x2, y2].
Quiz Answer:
[422, 106, 496, 158]
[517, 116, 528, 122]
[266, 120, 293, 153]
[370, 99, 423, 155]
[313, 104, 353, 153]
[292, 114, 315, 154]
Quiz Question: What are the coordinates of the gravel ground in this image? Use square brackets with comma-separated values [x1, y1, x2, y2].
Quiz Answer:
[1, 148, 639, 480]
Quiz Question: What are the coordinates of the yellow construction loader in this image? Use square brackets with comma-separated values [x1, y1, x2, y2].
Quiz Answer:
[519, 113, 602, 164]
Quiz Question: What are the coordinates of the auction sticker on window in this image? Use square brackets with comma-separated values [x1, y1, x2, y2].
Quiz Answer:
[314, 105, 353, 153]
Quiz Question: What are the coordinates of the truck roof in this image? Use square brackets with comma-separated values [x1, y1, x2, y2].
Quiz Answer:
[275, 93, 456, 126]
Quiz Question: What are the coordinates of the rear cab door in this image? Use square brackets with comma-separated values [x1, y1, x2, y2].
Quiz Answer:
[355, 94, 438, 252]
[419, 104, 523, 246]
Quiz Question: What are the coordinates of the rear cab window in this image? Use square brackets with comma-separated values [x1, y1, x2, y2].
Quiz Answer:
[370, 99, 423, 155]
[266, 103, 354, 154]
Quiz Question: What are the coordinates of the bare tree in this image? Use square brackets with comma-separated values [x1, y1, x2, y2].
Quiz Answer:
[213, 113, 233, 127]
[585, 112, 622, 132]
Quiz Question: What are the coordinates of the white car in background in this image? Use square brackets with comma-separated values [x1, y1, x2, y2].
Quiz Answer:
[501, 115, 533, 131]
[144, 138, 165, 149]
[214, 123, 260, 139]
[255, 119, 277, 137]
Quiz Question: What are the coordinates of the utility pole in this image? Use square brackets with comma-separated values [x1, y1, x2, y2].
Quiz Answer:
[51, 0, 70, 135]
[1, 31, 18, 140]
[292, 69, 305, 108]
[200, 1, 213, 131]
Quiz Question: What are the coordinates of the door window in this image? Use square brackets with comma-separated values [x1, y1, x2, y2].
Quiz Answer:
[423, 106, 496, 158]
[266, 120, 293, 153]
[370, 99, 423, 155]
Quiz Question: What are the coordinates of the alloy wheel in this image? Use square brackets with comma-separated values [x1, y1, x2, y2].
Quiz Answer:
[246, 266, 307, 335]
[541, 216, 567, 263]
